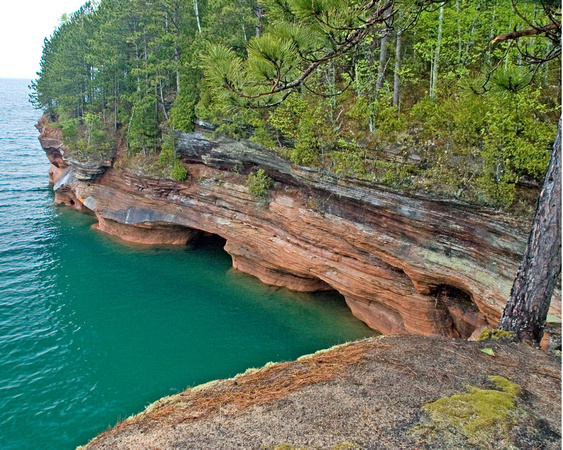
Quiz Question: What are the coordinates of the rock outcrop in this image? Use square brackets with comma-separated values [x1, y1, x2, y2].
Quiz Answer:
[37, 119, 561, 339]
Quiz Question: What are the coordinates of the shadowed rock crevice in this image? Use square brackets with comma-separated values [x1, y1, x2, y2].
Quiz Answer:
[189, 231, 227, 250]
[431, 284, 488, 338]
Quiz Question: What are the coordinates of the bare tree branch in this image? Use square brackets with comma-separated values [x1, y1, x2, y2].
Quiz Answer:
[491, 22, 560, 45]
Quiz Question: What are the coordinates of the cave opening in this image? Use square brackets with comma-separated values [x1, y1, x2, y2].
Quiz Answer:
[188, 231, 227, 250]
[184, 231, 382, 335]
[433, 284, 488, 339]
[306, 288, 364, 322]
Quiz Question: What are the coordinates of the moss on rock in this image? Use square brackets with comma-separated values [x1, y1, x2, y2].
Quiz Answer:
[415, 376, 527, 448]
[331, 443, 363, 449]
[478, 329, 517, 341]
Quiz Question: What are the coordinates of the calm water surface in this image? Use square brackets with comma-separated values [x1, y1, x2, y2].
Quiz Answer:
[0, 78, 376, 449]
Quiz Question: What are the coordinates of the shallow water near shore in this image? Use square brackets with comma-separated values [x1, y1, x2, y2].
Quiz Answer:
[0, 78, 376, 449]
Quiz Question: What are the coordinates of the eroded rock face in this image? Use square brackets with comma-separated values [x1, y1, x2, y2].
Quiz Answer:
[36, 116, 112, 182]
[37, 123, 562, 338]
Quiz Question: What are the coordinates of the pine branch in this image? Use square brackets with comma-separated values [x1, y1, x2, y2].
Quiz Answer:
[225, 0, 394, 100]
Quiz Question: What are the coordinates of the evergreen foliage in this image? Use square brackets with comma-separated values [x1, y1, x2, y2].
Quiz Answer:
[159, 132, 188, 181]
[32, 0, 560, 209]
[247, 169, 273, 201]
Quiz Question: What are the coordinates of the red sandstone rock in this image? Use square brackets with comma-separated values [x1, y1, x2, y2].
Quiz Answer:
[96, 216, 200, 245]
[37, 122, 561, 339]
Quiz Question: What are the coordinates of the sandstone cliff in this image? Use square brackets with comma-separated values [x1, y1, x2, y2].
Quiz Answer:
[37, 117, 561, 339]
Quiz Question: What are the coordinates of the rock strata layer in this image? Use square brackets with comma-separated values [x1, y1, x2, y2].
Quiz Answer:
[38, 119, 561, 338]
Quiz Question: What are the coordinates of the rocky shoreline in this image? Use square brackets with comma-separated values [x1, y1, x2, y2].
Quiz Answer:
[37, 117, 561, 339]
[79, 334, 561, 449]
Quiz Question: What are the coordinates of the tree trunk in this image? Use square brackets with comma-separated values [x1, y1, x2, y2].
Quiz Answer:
[175, 44, 181, 93]
[172, 4, 181, 93]
[499, 120, 562, 345]
[375, 31, 389, 93]
[144, 29, 149, 93]
[456, 0, 462, 64]
[463, 0, 481, 65]
[487, 5, 496, 66]
[159, 77, 169, 121]
[430, 3, 444, 99]
[114, 75, 118, 131]
[393, 30, 402, 108]
[194, 0, 202, 33]
[242, 23, 248, 42]
[325, 63, 336, 125]
[255, 5, 264, 37]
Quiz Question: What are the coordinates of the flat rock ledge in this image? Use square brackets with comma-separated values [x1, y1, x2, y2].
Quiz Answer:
[81, 335, 561, 450]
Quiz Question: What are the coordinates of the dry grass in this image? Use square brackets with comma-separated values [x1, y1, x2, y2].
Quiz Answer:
[171, 342, 369, 419]
[91, 340, 373, 444]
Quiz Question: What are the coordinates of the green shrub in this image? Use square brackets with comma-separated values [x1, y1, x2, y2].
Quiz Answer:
[329, 142, 366, 177]
[170, 160, 188, 181]
[57, 113, 114, 160]
[169, 86, 197, 133]
[159, 131, 187, 181]
[267, 96, 323, 165]
[127, 95, 159, 154]
[373, 95, 408, 142]
[477, 87, 554, 206]
[408, 83, 554, 207]
[60, 118, 79, 140]
[247, 168, 273, 201]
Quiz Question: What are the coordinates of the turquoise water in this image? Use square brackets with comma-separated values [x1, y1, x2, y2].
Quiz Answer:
[0, 78, 376, 449]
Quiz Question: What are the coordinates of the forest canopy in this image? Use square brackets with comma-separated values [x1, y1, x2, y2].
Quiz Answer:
[31, 0, 561, 206]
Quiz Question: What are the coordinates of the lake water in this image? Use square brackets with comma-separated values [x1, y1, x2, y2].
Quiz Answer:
[0, 78, 376, 449]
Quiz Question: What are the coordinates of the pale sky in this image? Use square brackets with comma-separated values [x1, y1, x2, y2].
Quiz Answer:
[0, 0, 89, 79]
